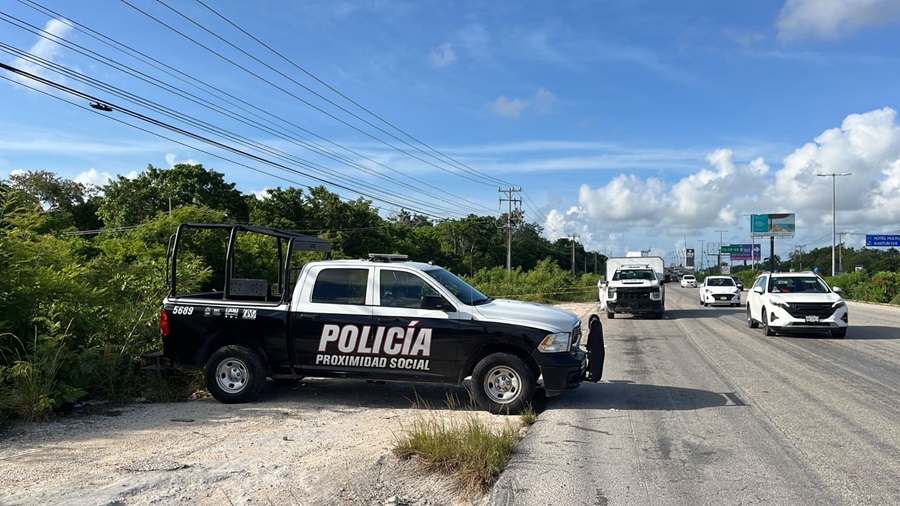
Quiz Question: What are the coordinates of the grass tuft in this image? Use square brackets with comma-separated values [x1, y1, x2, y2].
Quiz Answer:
[393, 392, 530, 493]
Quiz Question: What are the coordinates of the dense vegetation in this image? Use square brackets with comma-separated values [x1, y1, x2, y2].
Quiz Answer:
[0, 165, 600, 424]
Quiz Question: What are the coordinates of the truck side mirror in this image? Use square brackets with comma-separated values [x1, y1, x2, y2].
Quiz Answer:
[420, 294, 449, 310]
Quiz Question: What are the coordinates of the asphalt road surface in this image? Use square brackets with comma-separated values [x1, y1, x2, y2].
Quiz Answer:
[490, 288, 900, 506]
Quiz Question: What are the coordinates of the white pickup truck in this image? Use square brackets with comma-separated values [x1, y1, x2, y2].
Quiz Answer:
[598, 256, 666, 319]
[160, 223, 604, 414]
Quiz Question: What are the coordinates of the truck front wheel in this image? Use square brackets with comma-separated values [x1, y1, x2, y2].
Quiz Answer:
[471, 353, 536, 415]
[206, 345, 267, 404]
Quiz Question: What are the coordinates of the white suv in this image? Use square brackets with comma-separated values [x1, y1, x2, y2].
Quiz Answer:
[746, 272, 848, 338]
[680, 274, 697, 288]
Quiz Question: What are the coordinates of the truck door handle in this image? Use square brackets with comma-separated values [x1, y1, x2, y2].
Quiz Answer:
[299, 313, 320, 320]
[379, 317, 399, 324]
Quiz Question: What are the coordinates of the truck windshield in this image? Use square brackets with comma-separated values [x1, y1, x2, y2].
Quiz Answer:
[422, 267, 491, 305]
[613, 269, 655, 281]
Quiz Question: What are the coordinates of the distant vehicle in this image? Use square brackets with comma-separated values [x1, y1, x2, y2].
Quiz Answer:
[731, 276, 744, 291]
[680, 274, 697, 288]
[699, 276, 741, 307]
[746, 271, 848, 338]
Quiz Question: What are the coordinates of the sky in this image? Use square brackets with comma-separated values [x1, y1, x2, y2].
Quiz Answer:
[2, 0, 900, 270]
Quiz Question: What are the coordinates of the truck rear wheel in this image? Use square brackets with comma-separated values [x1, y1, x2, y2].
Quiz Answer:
[206, 345, 267, 404]
[471, 353, 535, 415]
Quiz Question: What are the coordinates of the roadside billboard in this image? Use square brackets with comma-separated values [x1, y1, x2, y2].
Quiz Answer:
[685, 248, 694, 268]
[751, 213, 795, 238]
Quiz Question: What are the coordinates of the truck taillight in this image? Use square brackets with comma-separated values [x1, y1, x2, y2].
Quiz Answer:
[159, 308, 169, 336]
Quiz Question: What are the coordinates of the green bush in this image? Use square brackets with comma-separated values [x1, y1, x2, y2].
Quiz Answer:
[466, 258, 595, 303]
[0, 328, 85, 421]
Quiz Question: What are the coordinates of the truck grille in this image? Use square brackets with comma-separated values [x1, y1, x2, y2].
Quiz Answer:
[617, 288, 651, 300]
[785, 302, 836, 318]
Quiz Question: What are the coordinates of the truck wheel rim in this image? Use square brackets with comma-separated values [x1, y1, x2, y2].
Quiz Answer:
[215, 358, 248, 394]
[484, 366, 520, 404]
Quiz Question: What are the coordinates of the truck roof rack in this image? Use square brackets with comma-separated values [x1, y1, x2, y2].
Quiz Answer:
[367, 253, 409, 263]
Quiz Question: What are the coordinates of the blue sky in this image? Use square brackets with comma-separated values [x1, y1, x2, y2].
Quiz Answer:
[2, 0, 900, 268]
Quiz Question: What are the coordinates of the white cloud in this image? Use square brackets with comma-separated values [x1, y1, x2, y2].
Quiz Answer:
[491, 96, 525, 117]
[777, 108, 900, 230]
[165, 153, 199, 167]
[490, 87, 557, 118]
[251, 187, 273, 200]
[8, 19, 74, 91]
[75, 168, 112, 187]
[546, 108, 900, 256]
[429, 42, 457, 68]
[777, 0, 900, 40]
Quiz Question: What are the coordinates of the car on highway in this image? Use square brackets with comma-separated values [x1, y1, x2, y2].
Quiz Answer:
[746, 271, 848, 338]
[680, 274, 697, 288]
[698, 275, 741, 307]
[731, 276, 744, 291]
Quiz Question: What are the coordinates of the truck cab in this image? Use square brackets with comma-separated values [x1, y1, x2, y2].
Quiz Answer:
[160, 223, 604, 414]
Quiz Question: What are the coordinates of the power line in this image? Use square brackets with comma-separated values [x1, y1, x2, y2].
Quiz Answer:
[119, 0, 506, 188]
[2, 6, 497, 218]
[0, 64, 457, 220]
[190, 0, 516, 189]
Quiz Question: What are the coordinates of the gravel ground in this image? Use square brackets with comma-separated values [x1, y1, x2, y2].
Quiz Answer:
[0, 302, 599, 506]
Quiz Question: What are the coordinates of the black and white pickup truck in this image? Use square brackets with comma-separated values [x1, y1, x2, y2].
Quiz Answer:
[160, 223, 603, 414]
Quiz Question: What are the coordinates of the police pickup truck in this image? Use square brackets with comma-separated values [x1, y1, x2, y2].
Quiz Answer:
[160, 223, 604, 414]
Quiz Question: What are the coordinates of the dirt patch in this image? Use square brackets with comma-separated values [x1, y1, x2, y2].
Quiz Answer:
[0, 303, 600, 506]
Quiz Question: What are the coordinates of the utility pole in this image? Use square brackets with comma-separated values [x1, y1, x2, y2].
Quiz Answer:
[795, 244, 806, 271]
[498, 187, 522, 271]
[838, 232, 846, 273]
[699, 239, 705, 272]
[715, 229, 728, 274]
[569, 234, 580, 275]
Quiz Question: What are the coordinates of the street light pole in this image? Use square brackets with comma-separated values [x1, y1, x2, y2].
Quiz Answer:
[816, 172, 851, 276]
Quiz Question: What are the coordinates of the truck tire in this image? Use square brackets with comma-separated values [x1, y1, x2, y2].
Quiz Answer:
[607, 311, 615, 319]
[206, 345, 267, 404]
[471, 353, 536, 415]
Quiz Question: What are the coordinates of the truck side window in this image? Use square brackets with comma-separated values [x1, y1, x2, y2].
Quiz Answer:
[380, 270, 428, 309]
[311, 268, 368, 305]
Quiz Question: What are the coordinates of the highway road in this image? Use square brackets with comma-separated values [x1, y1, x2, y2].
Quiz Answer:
[490, 287, 900, 506]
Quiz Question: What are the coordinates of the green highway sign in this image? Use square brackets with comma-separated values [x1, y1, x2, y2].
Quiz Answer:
[720, 245, 744, 253]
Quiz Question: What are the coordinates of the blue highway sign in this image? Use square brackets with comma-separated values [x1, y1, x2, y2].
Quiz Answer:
[866, 234, 900, 247]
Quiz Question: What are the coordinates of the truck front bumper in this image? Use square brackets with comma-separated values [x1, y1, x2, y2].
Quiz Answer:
[537, 349, 587, 396]
[535, 315, 605, 395]
[607, 299, 663, 314]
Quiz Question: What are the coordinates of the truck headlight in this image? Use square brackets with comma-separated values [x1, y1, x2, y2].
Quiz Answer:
[538, 332, 571, 353]
[607, 287, 616, 298]
[650, 289, 661, 301]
